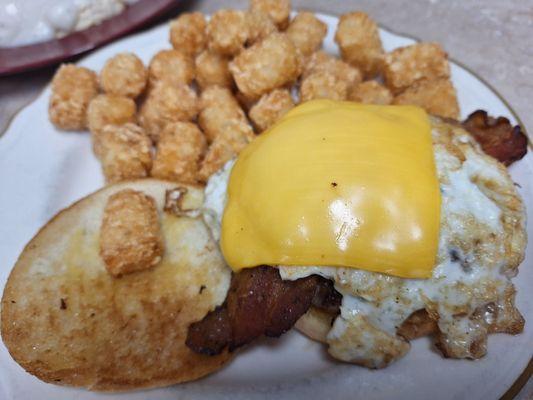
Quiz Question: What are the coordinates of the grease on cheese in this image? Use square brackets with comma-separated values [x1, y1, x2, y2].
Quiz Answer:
[221, 100, 441, 278]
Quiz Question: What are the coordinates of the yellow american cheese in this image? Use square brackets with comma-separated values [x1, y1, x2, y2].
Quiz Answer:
[221, 100, 441, 278]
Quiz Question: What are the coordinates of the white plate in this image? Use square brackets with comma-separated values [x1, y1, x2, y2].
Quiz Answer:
[0, 12, 531, 400]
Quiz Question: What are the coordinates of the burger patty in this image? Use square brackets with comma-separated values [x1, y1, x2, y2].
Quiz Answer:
[186, 266, 341, 355]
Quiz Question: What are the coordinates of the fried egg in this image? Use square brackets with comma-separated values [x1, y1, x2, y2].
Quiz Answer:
[202, 115, 526, 369]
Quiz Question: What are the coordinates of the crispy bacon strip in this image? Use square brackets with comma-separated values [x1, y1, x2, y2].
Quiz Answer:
[462, 110, 528, 166]
[186, 306, 232, 356]
[311, 277, 342, 314]
[186, 266, 340, 355]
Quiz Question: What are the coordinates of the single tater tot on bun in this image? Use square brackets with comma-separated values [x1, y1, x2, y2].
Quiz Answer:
[100, 189, 163, 276]
[207, 10, 248, 56]
[245, 11, 277, 46]
[300, 71, 349, 102]
[198, 120, 255, 181]
[199, 86, 252, 143]
[334, 12, 384, 78]
[49, 64, 98, 131]
[286, 12, 327, 56]
[250, 0, 290, 30]
[139, 83, 199, 142]
[392, 77, 459, 119]
[169, 12, 207, 56]
[349, 80, 393, 105]
[195, 51, 233, 90]
[99, 53, 147, 99]
[87, 94, 136, 134]
[95, 123, 152, 183]
[229, 32, 301, 99]
[148, 49, 195, 87]
[151, 122, 207, 183]
[303, 51, 362, 89]
[249, 88, 294, 132]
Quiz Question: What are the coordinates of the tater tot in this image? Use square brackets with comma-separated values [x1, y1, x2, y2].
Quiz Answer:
[230, 32, 301, 99]
[87, 94, 136, 134]
[151, 122, 207, 183]
[334, 12, 384, 78]
[100, 189, 163, 276]
[198, 121, 255, 181]
[195, 50, 233, 89]
[302, 50, 331, 76]
[349, 80, 393, 105]
[139, 83, 199, 142]
[207, 10, 248, 56]
[300, 71, 349, 102]
[95, 123, 152, 183]
[198, 86, 252, 143]
[235, 91, 258, 112]
[99, 53, 147, 98]
[49, 64, 98, 131]
[392, 78, 459, 119]
[246, 11, 277, 46]
[304, 51, 362, 89]
[249, 88, 294, 132]
[169, 12, 207, 56]
[286, 12, 327, 56]
[250, 0, 290, 29]
[383, 42, 450, 94]
[148, 49, 195, 87]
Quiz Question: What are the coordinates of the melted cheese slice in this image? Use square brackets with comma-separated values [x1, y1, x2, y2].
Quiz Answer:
[221, 100, 441, 278]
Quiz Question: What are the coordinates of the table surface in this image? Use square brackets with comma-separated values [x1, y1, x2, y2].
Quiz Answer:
[0, 0, 531, 398]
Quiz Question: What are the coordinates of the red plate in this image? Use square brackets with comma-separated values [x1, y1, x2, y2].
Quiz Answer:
[0, 0, 181, 76]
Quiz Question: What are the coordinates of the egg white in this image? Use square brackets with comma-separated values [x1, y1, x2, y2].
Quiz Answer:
[202, 117, 526, 368]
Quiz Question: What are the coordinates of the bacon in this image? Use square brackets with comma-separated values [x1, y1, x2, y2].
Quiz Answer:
[186, 306, 232, 356]
[311, 277, 342, 314]
[186, 266, 341, 355]
[462, 110, 528, 166]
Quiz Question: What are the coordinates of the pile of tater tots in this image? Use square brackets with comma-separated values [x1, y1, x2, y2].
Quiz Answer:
[48, 0, 459, 185]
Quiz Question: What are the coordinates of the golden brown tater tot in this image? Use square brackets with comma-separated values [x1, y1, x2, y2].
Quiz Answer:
[151, 122, 207, 183]
[230, 32, 301, 99]
[49, 64, 98, 131]
[95, 123, 152, 183]
[99, 53, 147, 98]
[169, 12, 207, 56]
[334, 12, 384, 78]
[148, 49, 195, 87]
[139, 83, 199, 142]
[87, 94, 136, 134]
[249, 88, 294, 131]
[195, 50, 233, 89]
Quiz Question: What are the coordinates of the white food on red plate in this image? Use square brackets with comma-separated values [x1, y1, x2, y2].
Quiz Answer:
[0, 0, 139, 47]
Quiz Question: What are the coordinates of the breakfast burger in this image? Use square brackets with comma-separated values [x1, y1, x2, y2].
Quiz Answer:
[186, 100, 527, 368]
[1, 101, 527, 390]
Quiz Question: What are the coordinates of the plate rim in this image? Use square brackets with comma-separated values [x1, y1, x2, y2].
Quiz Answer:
[0, 9, 531, 399]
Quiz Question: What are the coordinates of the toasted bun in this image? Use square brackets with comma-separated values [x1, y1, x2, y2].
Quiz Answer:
[295, 307, 335, 344]
[1, 180, 232, 391]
